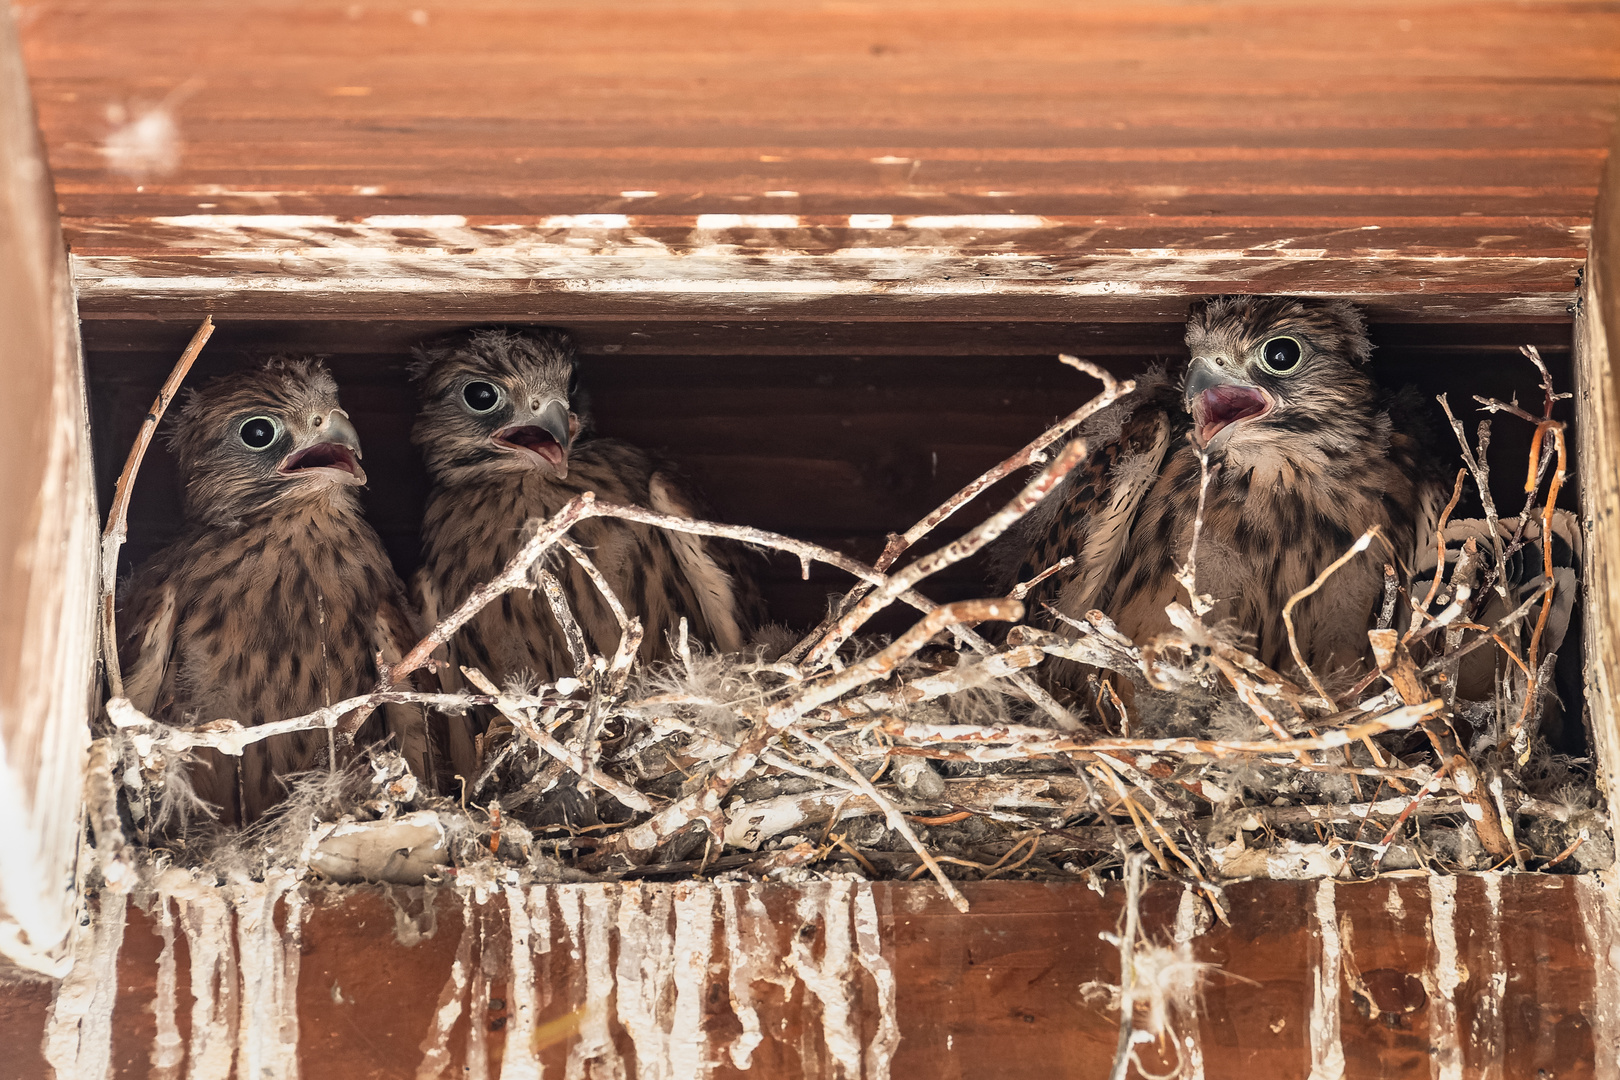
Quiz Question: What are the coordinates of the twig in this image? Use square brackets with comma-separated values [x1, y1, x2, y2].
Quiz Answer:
[874, 355, 1129, 572]
[793, 728, 970, 912]
[106, 690, 579, 756]
[1416, 470, 1468, 619]
[1437, 394, 1507, 598]
[802, 438, 1092, 669]
[1283, 525, 1383, 706]
[1108, 852, 1150, 1080]
[537, 570, 588, 676]
[557, 536, 630, 632]
[99, 316, 214, 695]
[461, 667, 653, 813]
[1010, 556, 1076, 601]
[1174, 446, 1218, 620]
[590, 599, 1024, 862]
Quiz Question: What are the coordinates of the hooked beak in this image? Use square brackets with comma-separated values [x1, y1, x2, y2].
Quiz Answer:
[493, 398, 573, 479]
[1185, 358, 1273, 449]
[279, 409, 366, 485]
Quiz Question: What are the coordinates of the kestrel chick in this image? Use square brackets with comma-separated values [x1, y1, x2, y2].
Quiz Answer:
[1009, 296, 1443, 684]
[410, 329, 757, 774]
[119, 358, 427, 826]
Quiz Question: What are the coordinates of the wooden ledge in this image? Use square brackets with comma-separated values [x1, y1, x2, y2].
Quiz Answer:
[10, 874, 1619, 1078]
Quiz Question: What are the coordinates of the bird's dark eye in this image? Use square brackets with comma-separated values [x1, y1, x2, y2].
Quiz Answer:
[1259, 336, 1304, 375]
[238, 416, 280, 450]
[462, 380, 502, 413]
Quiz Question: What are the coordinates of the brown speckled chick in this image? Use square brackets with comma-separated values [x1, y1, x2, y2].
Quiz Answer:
[1008, 296, 1444, 686]
[410, 328, 759, 778]
[118, 358, 428, 827]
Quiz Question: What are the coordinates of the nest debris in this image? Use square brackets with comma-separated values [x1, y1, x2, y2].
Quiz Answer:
[92, 341, 1611, 918]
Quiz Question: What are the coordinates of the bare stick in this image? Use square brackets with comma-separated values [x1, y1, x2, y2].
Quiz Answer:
[1418, 470, 1468, 617]
[1283, 525, 1383, 706]
[99, 316, 214, 696]
[1009, 556, 1075, 601]
[1108, 852, 1150, 1080]
[537, 570, 588, 677]
[106, 690, 585, 755]
[793, 727, 970, 912]
[557, 536, 629, 632]
[873, 355, 1129, 572]
[591, 599, 1023, 861]
[803, 438, 1092, 668]
[885, 698, 1440, 757]
[461, 667, 653, 813]
[1173, 445, 1218, 620]
[382, 494, 597, 694]
[1437, 395, 1507, 597]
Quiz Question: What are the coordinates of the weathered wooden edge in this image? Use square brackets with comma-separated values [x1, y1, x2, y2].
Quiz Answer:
[1579, 111, 1620, 832]
[10, 874, 1620, 1079]
[0, 4, 96, 978]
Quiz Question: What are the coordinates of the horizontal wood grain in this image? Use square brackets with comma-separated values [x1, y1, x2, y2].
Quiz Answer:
[17, 0, 1617, 319]
[3, 875, 1614, 1079]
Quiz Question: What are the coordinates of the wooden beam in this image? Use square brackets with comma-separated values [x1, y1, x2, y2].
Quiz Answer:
[6, 875, 1619, 1078]
[0, 3, 96, 979]
[19, 0, 1613, 321]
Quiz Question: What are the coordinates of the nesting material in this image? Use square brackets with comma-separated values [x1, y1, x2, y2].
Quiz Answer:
[93, 348, 1609, 914]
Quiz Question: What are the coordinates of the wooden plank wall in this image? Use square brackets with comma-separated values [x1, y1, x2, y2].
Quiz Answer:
[12, 0, 1619, 323]
[4, 876, 1619, 1079]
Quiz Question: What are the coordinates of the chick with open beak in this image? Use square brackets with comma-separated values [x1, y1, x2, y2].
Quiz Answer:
[492, 395, 574, 479]
[410, 328, 762, 788]
[1006, 295, 1443, 687]
[276, 407, 367, 485]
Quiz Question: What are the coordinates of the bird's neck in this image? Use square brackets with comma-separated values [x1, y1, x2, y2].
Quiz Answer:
[215, 487, 368, 540]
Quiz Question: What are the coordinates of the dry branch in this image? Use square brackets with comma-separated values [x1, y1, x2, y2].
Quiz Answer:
[99, 316, 214, 696]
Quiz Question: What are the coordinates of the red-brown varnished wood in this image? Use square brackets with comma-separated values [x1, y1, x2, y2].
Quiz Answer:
[4, 875, 1615, 1078]
[15, 0, 1619, 322]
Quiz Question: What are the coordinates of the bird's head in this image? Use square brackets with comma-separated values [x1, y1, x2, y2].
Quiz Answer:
[409, 328, 582, 483]
[170, 357, 366, 523]
[1181, 296, 1378, 458]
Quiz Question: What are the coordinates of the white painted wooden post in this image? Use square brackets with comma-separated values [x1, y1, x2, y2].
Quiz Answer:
[0, 4, 97, 977]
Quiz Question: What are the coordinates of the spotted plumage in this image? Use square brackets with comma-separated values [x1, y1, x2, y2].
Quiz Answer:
[1007, 296, 1444, 689]
[118, 358, 428, 826]
[410, 328, 760, 777]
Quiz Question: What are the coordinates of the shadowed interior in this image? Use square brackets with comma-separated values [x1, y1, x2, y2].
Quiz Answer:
[84, 317, 1577, 641]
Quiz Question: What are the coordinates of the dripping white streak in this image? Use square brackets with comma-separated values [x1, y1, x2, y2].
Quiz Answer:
[150, 896, 183, 1078]
[1306, 879, 1345, 1080]
[1428, 875, 1464, 1080]
[1475, 875, 1506, 1080]
[42, 890, 128, 1080]
[232, 871, 303, 1080]
[415, 892, 474, 1080]
[1574, 876, 1620, 1080]
[720, 885, 765, 1071]
[559, 885, 626, 1080]
[1172, 888, 1207, 1080]
[466, 909, 491, 1080]
[671, 886, 715, 1079]
[854, 884, 901, 1080]
[616, 885, 675, 1079]
[179, 884, 237, 1080]
[789, 882, 863, 1078]
[500, 885, 543, 1080]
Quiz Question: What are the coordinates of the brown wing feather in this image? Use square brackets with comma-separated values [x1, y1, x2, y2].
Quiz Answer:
[1004, 374, 1181, 625]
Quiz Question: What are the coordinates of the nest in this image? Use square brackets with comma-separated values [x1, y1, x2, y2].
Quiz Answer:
[92, 341, 1612, 917]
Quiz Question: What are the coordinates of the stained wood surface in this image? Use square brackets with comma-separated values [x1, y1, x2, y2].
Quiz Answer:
[1579, 85, 1620, 849]
[16, 0, 1618, 322]
[0, 4, 96, 979]
[4, 875, 1617, 1078]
